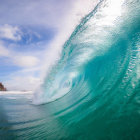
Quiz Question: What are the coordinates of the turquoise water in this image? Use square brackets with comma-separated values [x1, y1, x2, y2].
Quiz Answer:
[1, 0, 140, 139]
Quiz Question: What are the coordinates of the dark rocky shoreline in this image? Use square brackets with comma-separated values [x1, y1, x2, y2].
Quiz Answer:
[0, 83, 7, 91]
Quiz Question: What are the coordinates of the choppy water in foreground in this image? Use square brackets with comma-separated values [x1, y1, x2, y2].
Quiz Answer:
[0, 90, 140, 140]
[1, 0, 140, 139]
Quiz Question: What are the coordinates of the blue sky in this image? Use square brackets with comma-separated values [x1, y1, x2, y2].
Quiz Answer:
[0, 0, 97, 90]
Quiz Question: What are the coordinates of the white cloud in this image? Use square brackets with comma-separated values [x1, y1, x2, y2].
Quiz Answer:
[0, 42, 10, 56]
[0, 0, 74, 27]
[0, 41, 42, 90]
[4, 76, 41, 91]
[0, 24, 21, 41]
[13, 55, 39, 67]
[0, 41, 40, 68]
[3, 65, 43, 91]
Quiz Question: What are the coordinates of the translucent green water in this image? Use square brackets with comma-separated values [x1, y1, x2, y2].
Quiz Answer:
[1, 0, 140, 139]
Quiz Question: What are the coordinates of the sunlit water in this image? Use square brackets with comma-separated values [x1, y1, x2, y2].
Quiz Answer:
[1, 0, 140, 139]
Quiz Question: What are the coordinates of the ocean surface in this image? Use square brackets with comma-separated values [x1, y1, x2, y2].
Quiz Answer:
[1, 0, 140, 139]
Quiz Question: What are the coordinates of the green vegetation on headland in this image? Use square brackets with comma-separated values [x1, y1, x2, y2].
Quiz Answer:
[0, 83, 7, 91]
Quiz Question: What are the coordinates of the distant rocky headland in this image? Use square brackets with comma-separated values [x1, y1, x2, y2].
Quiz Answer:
[0, 83, 7, 91]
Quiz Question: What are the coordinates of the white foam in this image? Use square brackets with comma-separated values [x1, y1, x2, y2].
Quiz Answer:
[0, 91, 33, 95]
[40, 0, 100, 79]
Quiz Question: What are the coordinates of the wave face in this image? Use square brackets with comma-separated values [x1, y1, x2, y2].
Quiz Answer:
[31, 0, 140, 138]
[33, 0, 140, 104]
